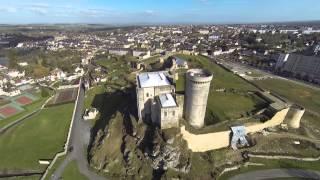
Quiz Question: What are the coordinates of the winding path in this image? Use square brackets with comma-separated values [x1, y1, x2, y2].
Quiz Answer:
[229, 168, 320, 180]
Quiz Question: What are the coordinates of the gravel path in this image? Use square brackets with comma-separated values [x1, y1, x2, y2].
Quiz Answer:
[230, 168, 320, 180]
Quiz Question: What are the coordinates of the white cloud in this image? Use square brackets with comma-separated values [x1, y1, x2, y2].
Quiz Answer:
[0, 7, 17, 13]
[27, 7, 48, 15]
[143, 10, 157, 16]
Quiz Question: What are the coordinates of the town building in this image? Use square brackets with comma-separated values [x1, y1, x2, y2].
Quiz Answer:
[276, 53, 320, 82]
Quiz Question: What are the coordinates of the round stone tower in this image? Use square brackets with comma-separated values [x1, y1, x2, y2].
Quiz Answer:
[287, 104, 305, 129]
[185, 69, 213, 128]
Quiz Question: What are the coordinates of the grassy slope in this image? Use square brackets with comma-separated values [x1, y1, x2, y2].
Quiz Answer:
[175, 55, 264, 123]
[44, 155, 66, 180]
[221, 76, 320, 179]
[61, 161, 88, 180]
[85, 85, 105, 109]
[206, 92, 266, 122]
[0, 103, 74, 171]
[254, 79, 320, 113]
[5, 175, 42, 180]
[220, 157, 320, 180]
[176, 54, 257, 91]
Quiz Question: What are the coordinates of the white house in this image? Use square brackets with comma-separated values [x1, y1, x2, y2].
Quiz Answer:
[8, 70, 25, 78]
[75, 67, 85, 76]
[18, 62, 29, 67]
[0, 88, 21, 97]
[83, 108, 99, 120]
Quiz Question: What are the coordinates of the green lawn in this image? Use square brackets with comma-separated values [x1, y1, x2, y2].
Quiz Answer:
[175, 73, 185, 92]
[206, 92, 267, 123]
[0, 103, 74, 171]
[85, 85, 105, 109]
[254, 79, 320, 113]
[176, 54, 257, 91]
[44, 155, 66, 180]
[220, 157, 320, 180]
[6, 175, 42, 180]
[175, 55, 265, 124]
[62, 161, 88, 180]
[141, 55, 160, 65]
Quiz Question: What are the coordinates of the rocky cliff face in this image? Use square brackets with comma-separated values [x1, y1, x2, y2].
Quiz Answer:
[88, 111, 192, 179]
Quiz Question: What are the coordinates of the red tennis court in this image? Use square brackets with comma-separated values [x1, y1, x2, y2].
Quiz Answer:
[0, 106, 19, 117]
[15, 96, 33, 105]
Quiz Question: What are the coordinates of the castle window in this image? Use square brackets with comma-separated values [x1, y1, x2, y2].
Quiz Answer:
[164, 112, 167, 117]
[146, 93, 149, 97]
[172, 111, 175, 116]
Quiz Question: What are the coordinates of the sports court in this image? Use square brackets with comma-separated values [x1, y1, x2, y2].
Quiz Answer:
[0, 103, 24, 119]
[12, 93, 39, 106]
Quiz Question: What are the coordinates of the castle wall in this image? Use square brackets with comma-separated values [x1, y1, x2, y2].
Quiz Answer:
[180, 108, 290, 152]
[137, 85, 174, 120]
[160, 106, 180, 129]
[285, 106, 305, 129]
[175, 94, 184, 119]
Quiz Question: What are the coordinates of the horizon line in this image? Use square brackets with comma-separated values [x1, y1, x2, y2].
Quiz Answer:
[1, 19, 320, 26]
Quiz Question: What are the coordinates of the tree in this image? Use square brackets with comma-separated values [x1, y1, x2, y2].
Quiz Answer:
[41, 87, 50, 97]
[7, 49, 18, 68]
[33, 65, 49, 78]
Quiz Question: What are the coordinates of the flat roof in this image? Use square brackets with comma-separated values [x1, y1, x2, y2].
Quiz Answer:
[159, 93, 177, 108]
[138, 72, 171, 88]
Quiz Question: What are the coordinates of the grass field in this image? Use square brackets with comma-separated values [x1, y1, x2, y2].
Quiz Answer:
[176, 54, 257, 91]
[140, 55, 160, 65]
[85, 85, 105, 109]
[206, 92, 267, 123]
[0, 103, 74, 171]
[44, 155, 66, 180]
[5, 175, 42, 180]
[96, 55, 131, 77]
[220, 157, 320, 180]
[254, 79, 320, 113]
[61, 161, 88, 180]
[174, 55, 265, 124]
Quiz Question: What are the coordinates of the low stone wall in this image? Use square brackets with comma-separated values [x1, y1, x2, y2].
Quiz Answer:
[40, 79, 82, 180]
[180, 108, 290, 152]
[248, 153, 320, 161]
[57, 84, 79, 90]
[246, 108, 289, 133]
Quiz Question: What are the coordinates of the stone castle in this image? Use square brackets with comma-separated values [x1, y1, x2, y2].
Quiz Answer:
[136, 69, 212, 129]
[136, 61, 305, 151]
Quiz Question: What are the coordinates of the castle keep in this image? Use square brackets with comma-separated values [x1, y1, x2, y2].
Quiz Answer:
[136, 69, 212, 129]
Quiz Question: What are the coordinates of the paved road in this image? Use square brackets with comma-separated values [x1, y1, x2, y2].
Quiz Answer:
[51, 84, 105, 180]
[230, 169, 320, 180]
[220, 60, 320, 91]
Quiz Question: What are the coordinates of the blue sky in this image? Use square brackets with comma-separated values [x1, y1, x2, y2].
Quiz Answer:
[0, 0, 319, 24]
